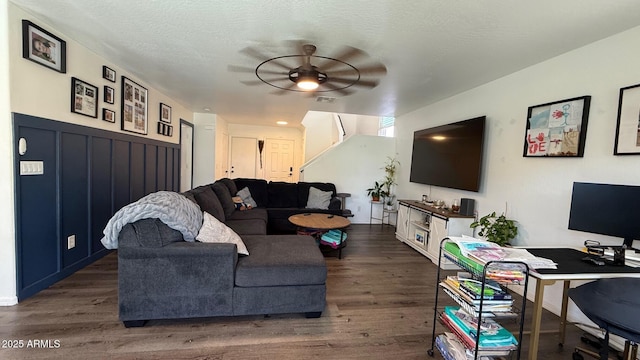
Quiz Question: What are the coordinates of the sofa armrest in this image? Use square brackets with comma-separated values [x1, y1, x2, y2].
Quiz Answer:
[328, 196, 341, 210]
[118, 242, 237, 299]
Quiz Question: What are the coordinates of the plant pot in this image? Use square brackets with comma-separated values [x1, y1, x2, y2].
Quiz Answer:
[372, 196, 380, 202]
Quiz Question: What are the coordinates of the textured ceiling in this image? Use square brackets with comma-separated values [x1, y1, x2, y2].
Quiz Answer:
[10, 0, 640, 127]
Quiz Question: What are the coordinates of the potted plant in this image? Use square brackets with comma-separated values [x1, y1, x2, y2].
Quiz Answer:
[381, 157, 400, 209]
[366, 181, 385, 202]
[470, 211, 518, 246]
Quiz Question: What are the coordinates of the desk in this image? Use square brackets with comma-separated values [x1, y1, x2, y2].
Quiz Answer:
[525, 248, 640, 360]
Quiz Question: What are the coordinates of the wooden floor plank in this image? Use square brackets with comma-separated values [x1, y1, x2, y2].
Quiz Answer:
[0, 224, 588, 359]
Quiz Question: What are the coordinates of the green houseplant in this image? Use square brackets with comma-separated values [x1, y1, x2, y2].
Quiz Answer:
[366, 181, 386, 202]
[381, 157, 400, 209]
[470, 211, 517, 246]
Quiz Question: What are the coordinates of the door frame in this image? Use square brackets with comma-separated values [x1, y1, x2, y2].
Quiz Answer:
[179, 119, 194, 191]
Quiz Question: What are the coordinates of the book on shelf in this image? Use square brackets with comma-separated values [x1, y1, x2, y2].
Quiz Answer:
[436, 333, 511, 360]
[441, 286, 515, 318]
[441, 306, 518, 349]
[441, 276, 513, 303]
[446, 235, 557, 270]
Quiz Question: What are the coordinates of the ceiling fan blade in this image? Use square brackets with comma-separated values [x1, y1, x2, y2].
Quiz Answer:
[329, 63, 387, 77]
[241, 47, 291, 71]
[229, 65, 286, 76]
[330, 77, 379, 88]
[283, 39, 307, 67]
[321, 82, 354, 96]
[270, 83, 298, 95]
[241, 77, 288, 86]
[227, 65, 255, 73]
[317, 46, 366, 71]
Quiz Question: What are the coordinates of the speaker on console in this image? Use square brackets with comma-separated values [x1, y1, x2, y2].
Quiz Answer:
[460, 198, 475, 216]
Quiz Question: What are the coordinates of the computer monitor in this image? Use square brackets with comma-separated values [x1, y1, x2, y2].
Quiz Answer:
[568, 182, 640, 249]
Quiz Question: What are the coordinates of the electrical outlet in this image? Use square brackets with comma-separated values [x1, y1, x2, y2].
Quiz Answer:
[67, 235, 76, 250]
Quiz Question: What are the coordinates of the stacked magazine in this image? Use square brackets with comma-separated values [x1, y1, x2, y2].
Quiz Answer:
[439, 276, 515, 317]
[439, 306, 518, 358]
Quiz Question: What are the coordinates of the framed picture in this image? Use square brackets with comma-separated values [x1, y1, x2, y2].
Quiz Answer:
[103, 66, 116, 82]
[614, 83, 640, 155]
[157, 122, 173, 136]
[71, 77, 98, 118]
[104, 86, 114, 104]
[414, 229, 426, 246]
[102, 108, 115, 123]
[22, 20, 66, 73]
[121, 76, 148, 135]
[523, 95, 591, 157]
[160, 103, 172, 124]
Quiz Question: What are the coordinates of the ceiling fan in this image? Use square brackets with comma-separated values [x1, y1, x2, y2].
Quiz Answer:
[230, 42, 387, 96]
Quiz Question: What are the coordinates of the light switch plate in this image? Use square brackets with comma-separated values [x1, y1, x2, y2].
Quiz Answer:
[20, 161, 44, 175]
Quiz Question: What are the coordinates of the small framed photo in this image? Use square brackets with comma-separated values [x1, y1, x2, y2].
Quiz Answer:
[104, 86, 114, 104]
[22, 20, 66, 73]
[102, 108, 115, 123]
[71, 77, 98, 118]
[523, 95, 591, 157]
[414, 229, 426, 246]
[160, 103, 172, 124]
[167, 125, 173, 137]
[103, 66, 116, 82]
[614, 83, 640, 155]
[121, 76, 148, 135]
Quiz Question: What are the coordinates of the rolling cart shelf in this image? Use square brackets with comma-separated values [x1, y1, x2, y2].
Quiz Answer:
[428, 238, 530, 360]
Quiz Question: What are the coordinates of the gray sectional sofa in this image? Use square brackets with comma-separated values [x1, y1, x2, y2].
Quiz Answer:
[117, 178, 343, 327]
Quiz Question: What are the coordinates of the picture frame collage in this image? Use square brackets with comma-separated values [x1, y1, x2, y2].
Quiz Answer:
[21, 19, 175, 139]
[157, 103, 173, 136]
[102, 66, 116, 123]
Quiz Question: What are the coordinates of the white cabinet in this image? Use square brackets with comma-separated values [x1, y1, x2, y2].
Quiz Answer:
[396, 200, 474, 269]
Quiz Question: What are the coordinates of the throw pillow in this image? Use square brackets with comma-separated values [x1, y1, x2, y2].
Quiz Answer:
[306, 186, 332, 209]
[236, 186, 258, 208]
[196, 212, 249, 255]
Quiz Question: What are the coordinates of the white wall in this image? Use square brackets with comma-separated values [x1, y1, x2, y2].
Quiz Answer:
[192, 113, 217, 187]
[1, 3, 194, 304]
[301, 111, 336, 162]
[395, 25, 640, 318]
[0, 0, 17, 306]
[302, 135, 395, 224]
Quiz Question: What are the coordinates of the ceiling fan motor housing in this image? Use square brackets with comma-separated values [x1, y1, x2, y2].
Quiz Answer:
[289, 66, 328, 85]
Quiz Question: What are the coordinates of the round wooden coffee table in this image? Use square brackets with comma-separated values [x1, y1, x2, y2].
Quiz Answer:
[288, 213, 350, 259]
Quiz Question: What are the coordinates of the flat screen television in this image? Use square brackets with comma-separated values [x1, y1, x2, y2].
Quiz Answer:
[409, 116, 486, 192]
[568, 182, 640, 249]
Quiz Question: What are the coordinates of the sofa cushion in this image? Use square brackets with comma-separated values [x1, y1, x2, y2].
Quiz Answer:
[181, 191, 198, 205]
[197, 212, 248, 255]
[267, 182, 299, 208]
[236, 187, 258, 208]
[234, 178, 268, 207]
[219, 178, 238, 196]
[191, 185, 225, 222]
[297, 182, 337, 208]
[213, 182, 236, 218]
[226, 219, 267, 235]
[235, 235, 327, 287]
[305, 186, 333, 209]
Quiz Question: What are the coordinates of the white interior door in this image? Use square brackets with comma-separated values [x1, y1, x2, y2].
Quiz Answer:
[265, 138, 295, 182]
[230, 136, 257, 179]
[180, 121, 194, 191]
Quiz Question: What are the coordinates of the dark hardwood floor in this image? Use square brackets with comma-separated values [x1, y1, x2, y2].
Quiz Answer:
[0, 225, 588, 359]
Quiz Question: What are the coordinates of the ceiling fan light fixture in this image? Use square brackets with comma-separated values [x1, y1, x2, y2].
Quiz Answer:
[296, 77, 319, 90]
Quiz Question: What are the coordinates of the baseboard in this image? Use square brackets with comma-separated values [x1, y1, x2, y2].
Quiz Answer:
[0, 296, 18, 306]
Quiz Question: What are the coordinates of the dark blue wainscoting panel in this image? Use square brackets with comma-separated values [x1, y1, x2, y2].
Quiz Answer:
[61, 132, 89, 269]
[145, 144, 157, 195]
[157, 146, 167, 191]
[16, 126, 58, 289]
[90, 137, 112, 254]
[130, 143, 145, 202]
[13, 113, 180, 300]
[113, 140, 130, 212]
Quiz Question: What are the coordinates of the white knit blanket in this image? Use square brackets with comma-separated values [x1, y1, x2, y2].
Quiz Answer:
[100, 191, 203, 249]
